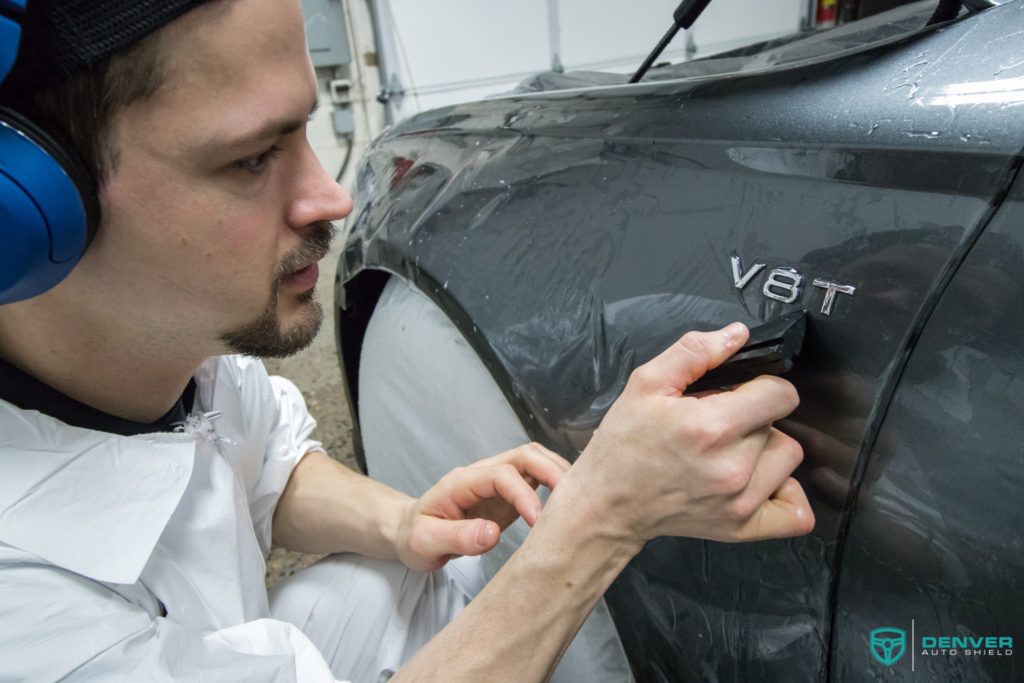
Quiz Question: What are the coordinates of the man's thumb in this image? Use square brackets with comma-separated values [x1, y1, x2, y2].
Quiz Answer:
[635, 322, 749, 394]
[416, 517, 500, 559]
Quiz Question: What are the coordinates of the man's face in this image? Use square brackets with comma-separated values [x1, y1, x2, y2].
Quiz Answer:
[76, 0, 352, 358]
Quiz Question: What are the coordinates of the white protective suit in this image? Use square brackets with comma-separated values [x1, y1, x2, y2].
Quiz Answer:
[0, 355, 477, 682]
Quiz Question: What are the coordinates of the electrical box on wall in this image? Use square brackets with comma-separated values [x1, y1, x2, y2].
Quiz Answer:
[302, 0, 351, 67]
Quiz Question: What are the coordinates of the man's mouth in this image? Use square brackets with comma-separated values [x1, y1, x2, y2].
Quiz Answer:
[281, 254, 326, 291]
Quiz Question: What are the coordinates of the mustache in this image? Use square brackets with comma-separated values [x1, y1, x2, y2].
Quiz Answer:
[275, 221, 338, 282]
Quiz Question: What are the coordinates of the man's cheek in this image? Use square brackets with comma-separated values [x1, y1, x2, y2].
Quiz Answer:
[220, 223, 280, 265]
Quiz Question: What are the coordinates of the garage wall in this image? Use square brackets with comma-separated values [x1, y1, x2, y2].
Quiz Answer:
[372, 0, 809, 122]
[303, 0, 387, 188]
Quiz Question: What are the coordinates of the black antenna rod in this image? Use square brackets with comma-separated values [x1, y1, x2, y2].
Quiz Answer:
[629, 0, 714, 84]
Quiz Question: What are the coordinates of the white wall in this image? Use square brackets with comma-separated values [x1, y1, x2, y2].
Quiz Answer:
[691, 0, 806, 55]
[302, 0, 809, 180]
[372, 0, 809, 122]
[372, 0, 551, 118]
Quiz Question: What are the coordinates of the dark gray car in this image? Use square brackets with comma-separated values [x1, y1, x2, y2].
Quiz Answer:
[335, 2, 1024, 680]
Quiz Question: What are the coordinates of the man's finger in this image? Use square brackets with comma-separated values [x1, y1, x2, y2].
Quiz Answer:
[411, 516, 500, 560]
[736, 427, 804, 506]
[447, 464, 545, 525]
[742, 478, 815, 541]
[527, 442, 573, 472]
[631, 323, 750, 395]
[472, 443, 568, 491]
[702, 377, 800, 441]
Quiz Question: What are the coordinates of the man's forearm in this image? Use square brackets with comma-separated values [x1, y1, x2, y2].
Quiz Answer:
[271, 449, 411, 558]
[393, 471, 641, 682]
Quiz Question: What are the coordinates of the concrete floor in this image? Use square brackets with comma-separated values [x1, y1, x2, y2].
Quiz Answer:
[263, 236, 358, 587]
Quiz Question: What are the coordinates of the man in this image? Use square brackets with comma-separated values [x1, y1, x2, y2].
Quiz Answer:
[0, 0, 813, 680]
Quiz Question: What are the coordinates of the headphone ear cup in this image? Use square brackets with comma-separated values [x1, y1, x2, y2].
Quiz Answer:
[0, 105, 98, 304]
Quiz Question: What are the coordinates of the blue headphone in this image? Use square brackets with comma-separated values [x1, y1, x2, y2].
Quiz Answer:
[1, 0, 97, 304]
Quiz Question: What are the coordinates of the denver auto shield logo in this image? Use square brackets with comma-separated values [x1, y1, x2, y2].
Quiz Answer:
[870, 627, 907, 666]
[869, 622, 1014, 672]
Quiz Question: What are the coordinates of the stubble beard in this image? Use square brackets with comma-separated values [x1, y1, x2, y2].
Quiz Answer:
[219, 222, 337, 358]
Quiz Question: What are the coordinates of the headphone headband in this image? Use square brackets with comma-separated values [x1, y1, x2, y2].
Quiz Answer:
[0, 1, 25, 84]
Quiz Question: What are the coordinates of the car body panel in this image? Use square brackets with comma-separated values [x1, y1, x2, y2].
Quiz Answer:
[337, 3, 1024, 679]
[830, 174, 1024, 682]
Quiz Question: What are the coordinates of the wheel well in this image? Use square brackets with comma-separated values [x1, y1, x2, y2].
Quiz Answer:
[336, 264, 559, 472]
[334, 268, 391, 473]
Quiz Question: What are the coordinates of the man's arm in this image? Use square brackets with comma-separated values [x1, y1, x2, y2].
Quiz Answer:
[274, 322, 812, 681]
[271, 449, 412, 559]
[394, 323, 814, 681]
[272, 442, 571, 571]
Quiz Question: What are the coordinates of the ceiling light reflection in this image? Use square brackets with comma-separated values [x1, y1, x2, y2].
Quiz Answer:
[923, 76, 1024, 106]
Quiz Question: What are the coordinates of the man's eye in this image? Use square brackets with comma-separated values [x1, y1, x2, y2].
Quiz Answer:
[234, 145, 282, 174]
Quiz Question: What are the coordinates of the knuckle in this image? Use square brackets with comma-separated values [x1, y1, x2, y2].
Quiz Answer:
[690, 420, 728, 450]
[527, 442, 550, 459]
[786, 438, 805, 466]
[713, 461, 750, 496]
[541, 444, 560, 459]
[677, 331, 710, 359]
[678, 331, 708, 353]
[759, 376, 799, 412]
[729, 495, 759, 521]
[774, 430, 804, 466]
[437, 468, 463, 489]
[410, 524, 433, 551]
[780, 380, 800, 412]
[497, 463, 519, 481]
[628, 365, 657, 390]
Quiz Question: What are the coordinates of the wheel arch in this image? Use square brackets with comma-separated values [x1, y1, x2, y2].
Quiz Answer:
[335, 255, 555, 473]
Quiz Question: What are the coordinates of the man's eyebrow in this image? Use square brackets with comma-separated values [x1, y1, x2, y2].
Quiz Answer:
[203, 99, 320, 151]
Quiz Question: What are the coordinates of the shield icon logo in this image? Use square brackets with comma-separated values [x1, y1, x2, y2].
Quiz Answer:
[870, 627, 907, 666]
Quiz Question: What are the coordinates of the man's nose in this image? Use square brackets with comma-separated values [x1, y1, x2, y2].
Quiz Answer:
[287, 143, 354, 230]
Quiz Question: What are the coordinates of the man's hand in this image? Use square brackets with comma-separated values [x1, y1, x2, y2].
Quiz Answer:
[565, 322, 814, 546]
[394, 324, 814, 681]
[394, 443, 571, 572]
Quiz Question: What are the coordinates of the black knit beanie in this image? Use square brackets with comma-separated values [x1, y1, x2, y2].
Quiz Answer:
[4, 0, 215, 93]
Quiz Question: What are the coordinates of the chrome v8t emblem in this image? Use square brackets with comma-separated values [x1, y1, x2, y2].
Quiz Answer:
[731, 254, 856, 316]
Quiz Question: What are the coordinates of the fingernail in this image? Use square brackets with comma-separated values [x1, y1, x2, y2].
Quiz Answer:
[723, 322, 746, 348]
[476, 521, 493, 547]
